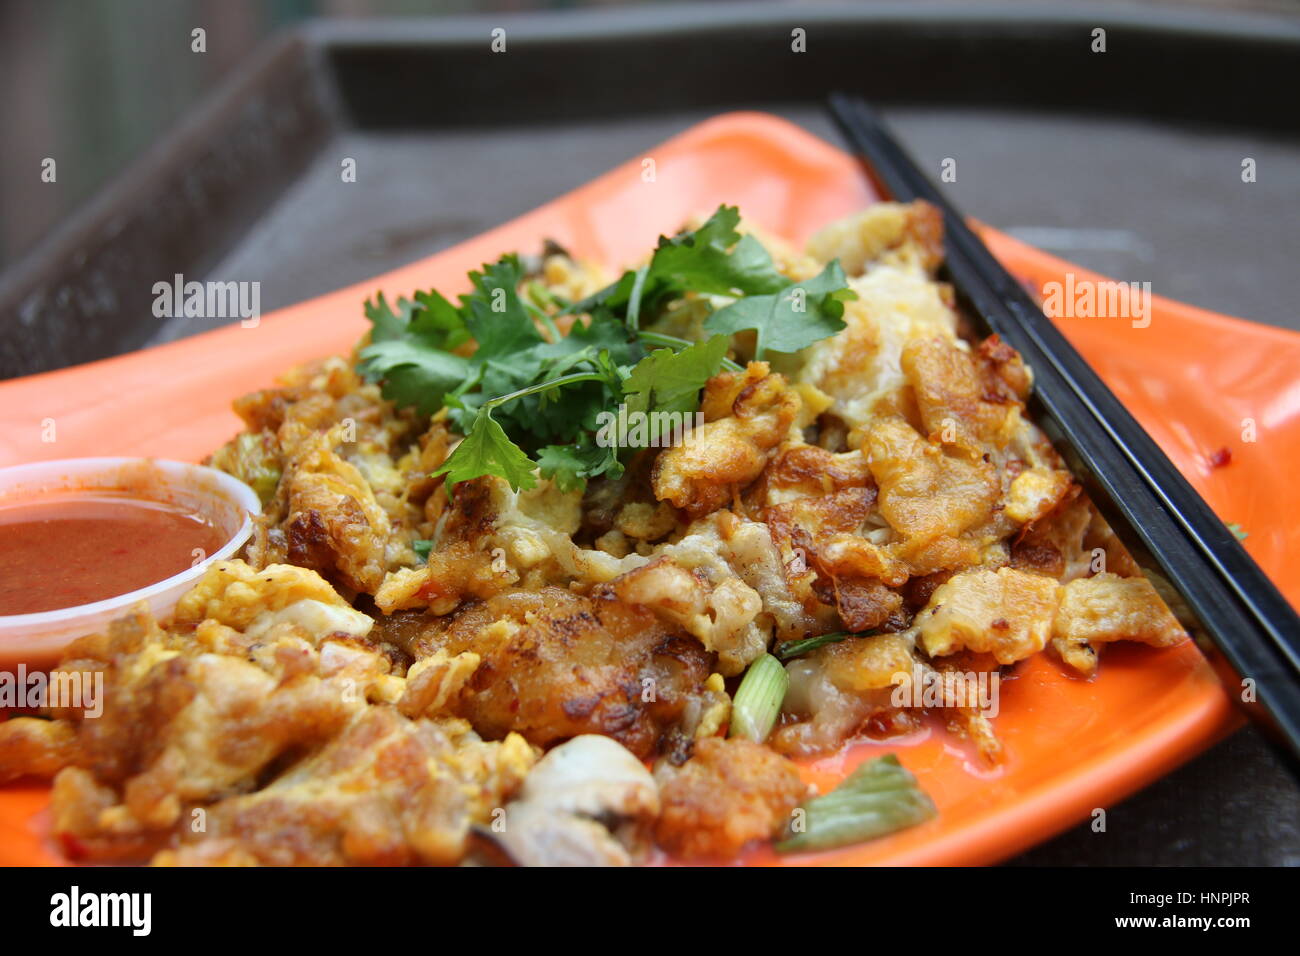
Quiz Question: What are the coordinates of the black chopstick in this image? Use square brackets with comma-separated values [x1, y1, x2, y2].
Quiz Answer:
[827, 92, 1300, 774]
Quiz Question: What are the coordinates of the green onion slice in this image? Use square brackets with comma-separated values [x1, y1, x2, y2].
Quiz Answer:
[776, 754, 937, 854]
[728, 653, 788, 744]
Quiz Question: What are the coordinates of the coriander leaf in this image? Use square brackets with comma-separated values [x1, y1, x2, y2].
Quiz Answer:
[408, 289, 470, 351]
[622, 334, 730, 417]
[507, 311, 639, 383]
[648, 216, 787, 299]
[483, 350, 625, 455]
[356, 339, 472, 415]
[359, 285, 472, 410]
[363, 289, 468, 352]
[460, 255, 543, 359]
[503, 378, 609, 451]
[364, 291, 412, 344]
[704, 260, 856, 358]
[537, 441, 620, 493]
[579, 308, 645, 369]
[358, 211, 846, 498]
[432, 407, 537, 493]
[569, 270, 636, 317]
[569, 206, 788, 325]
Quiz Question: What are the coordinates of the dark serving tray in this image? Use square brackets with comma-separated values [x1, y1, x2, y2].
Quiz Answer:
[1, 2, 1297, 865]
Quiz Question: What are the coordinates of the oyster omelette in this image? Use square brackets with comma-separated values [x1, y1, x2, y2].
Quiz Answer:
[0, 201, 1188, 865]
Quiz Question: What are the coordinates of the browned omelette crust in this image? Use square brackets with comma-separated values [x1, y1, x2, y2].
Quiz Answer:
[154, 707, 530, 866]
[652, 362, 801, 518]
[654, 737, 808, 859]
[214, 358, 422, 596]
[381, 586, 717, 761]
[0, 603, 535, 865]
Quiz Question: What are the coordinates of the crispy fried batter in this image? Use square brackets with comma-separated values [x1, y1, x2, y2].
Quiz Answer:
[282, 427, 393, 593]
[868, 418, 1000, 544]
[4, 578, 535, 865]
[609, 510, 817, 674]
[0, 717, 76, 783]
[215, 358, 422, 589]
[612, 558, 764, 674]
[805, 201, 945, 276]
[175, 560, 358, 631]
[155, 710, 534, 866]
[918, 567, 1059, 665]
[1052, 572, 1188, 675]
[1011, 488, 1091, 579]
[48, 609, 363, 826]
[748, 441, 874, 508]
[652, 362, 800, 518]
[398, 586, 717, 758]
[902, 335, 1021, 456]
[653, 737, 807, 859]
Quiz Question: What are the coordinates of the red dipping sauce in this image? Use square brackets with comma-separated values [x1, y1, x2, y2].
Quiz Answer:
[0, 493, 226, 615]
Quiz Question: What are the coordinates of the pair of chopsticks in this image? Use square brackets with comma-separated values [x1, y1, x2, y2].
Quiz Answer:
[827, 93, 1300, 774]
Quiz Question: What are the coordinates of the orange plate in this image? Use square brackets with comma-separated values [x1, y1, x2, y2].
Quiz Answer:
[2, 112, 1297, 867]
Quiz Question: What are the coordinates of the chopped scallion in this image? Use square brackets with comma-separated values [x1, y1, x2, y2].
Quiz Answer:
[728, 653, 788, 743]
[776, 754, 936, 854]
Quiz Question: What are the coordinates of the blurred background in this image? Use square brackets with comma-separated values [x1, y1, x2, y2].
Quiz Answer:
[1, 0, 1297, 273]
